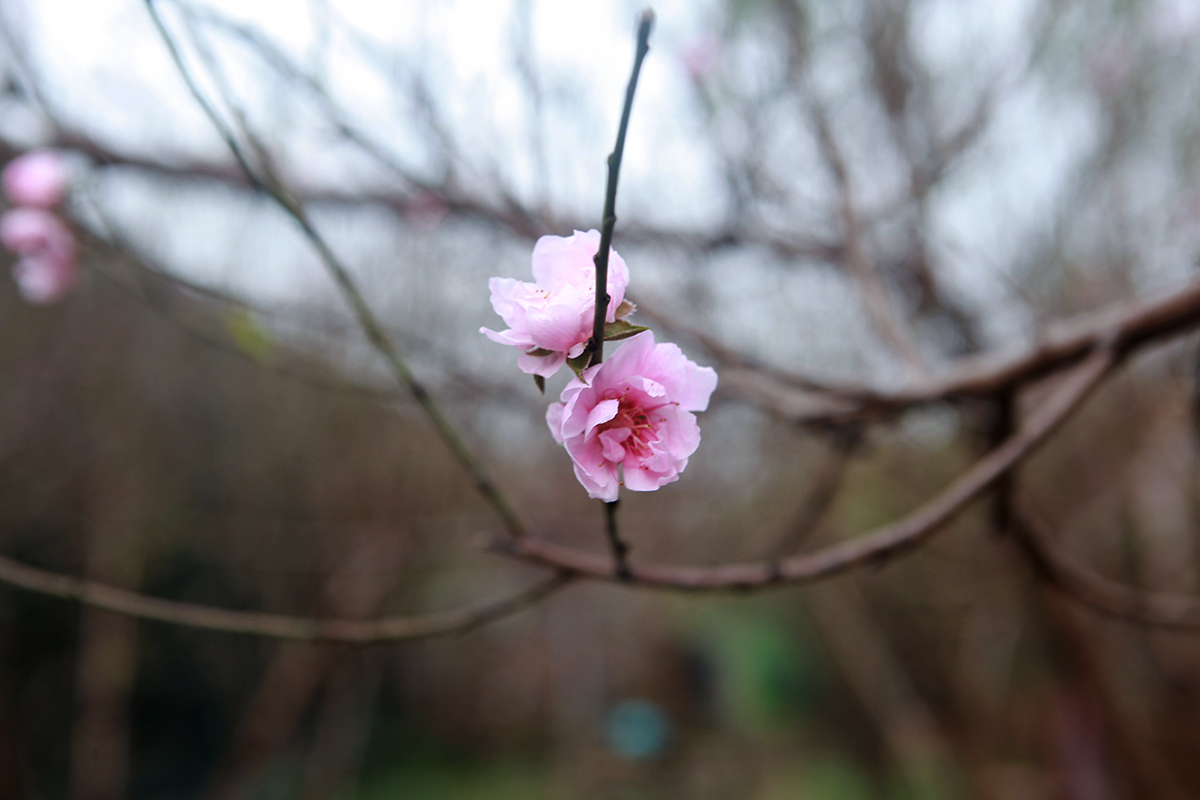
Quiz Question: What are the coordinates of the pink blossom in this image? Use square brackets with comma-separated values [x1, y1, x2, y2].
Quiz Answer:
[481, 229, 631, 378]
[680, 35, 721, 82]
[0, 208, 77, 304]
[546, 331, 717, 501]
[3, 150, 69, 209]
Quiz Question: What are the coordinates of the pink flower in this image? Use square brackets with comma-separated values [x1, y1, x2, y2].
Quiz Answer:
[481, 229, 631, 378]
[3, 150, 69, 209]
[0, 208, 77, 304]
[546, 331, 717, 501]
[680, 35, 721, 82]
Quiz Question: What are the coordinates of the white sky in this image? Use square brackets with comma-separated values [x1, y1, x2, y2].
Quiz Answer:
[7, 0, 1197, 382]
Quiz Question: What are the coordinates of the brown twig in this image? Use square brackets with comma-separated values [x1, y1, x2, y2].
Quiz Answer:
[733, 280, 1200, 424]
[144, 0, 528, 540]
[809, 97, 927, 376]
[0, 551, 573, 642]
[492, 346, 1115, 588]
[1010, 511, 1200, 630]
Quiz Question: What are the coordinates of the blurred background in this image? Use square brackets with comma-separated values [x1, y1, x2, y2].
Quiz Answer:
[2, 0, 1200, 798]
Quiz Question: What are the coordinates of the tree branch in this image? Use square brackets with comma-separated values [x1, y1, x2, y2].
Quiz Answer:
[144, 0, 528, 540]
[588, 9, 653, 366]
[0, 551, 574, 643]
[1010, 510, 1200, 630]
[492, 346, 1115, 588]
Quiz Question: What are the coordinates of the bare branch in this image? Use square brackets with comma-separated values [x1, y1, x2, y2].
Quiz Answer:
[809, 97, 927, 376]
[734, 280, 1200, 424]
[1011, 511, 1200, 630]
[144, 0, 529, 540]
[493, 346, 1115, 589]
[0, 549, 573, 643]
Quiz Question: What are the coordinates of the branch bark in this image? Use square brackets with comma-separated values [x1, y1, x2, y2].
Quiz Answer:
[493, 346, 1115, 589]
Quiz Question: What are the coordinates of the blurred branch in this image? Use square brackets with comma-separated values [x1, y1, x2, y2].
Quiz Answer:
[807, 579, 958, 795]
[734, 280, 1200, 424]
[76, 203, 540, 413]
[144, 0, 528, 540]
[809, 96, 927, 377]
[0, 341, 1126, 630]
[493, 345, 1114, 588]
[0, 550, 573, 642]
[765, 434, 855, 558]
[1010, 511, 1200, 630]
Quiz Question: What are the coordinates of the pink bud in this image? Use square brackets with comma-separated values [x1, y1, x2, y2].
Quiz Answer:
[680, 36, 721, 82]
[3, 150, 70, 209]
[12, 254, 77, 304]
[0, 208, 77, 304]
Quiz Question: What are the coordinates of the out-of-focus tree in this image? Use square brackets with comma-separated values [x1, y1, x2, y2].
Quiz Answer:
[2, 1, 1200, 798]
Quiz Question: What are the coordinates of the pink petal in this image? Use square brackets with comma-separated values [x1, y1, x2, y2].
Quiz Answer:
[480, 326, 530, 347]
[1, 208, 73, 259]
[13, 255, 76, 304]
[623, 464, 678, 492]
[565, 436, 619, 501]
[517, 349, 567, 377]
[3, 151, 69, 209]
[599, 428, 631, 462]
[525, 303, 586, 352]
[546, 402, 566, 444]
[584, 398, 620, 439]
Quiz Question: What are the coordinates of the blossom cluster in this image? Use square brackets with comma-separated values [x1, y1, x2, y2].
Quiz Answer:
[0, 150, 77, 304]
[483, 230, 717, 501]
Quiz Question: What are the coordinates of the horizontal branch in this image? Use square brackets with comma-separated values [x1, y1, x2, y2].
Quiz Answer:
[491, 346, 1115, 589]
[728, 280, 1200, 424]
[0, 551, 573, 643]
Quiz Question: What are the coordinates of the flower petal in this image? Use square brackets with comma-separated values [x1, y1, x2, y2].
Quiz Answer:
[525, 303, 586, 352]
[584, 398, 620, 439]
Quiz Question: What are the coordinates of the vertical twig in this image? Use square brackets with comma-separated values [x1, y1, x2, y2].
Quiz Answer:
[604, 499, 631, 580]
[808, 97, 927, 377]
[589, 10, 654, 367]
[589, 10, 654, 577]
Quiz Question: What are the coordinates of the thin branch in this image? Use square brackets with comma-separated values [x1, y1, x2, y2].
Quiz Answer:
[1010, 511, 1200, 630]
[144, 0, 264, 190]
[144, 0, 527, 540]
[589, 9, 654, 367]
[492, 346, 1115, 589]
[585, 12, 653, 575]
[809, 96, 927, 377]
[77, 203, 539, 412]
[765, 435, 855, 558]
[604, 500, 631, 580]
[0, 550, 574, 643]
[735, 280, 1200, 424]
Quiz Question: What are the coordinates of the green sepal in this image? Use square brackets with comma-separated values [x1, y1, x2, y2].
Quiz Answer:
[533, 374, 546, 395]
[526, 347, 556, 357]
[566, 352, 592, 381]
[604, 320, 650, 341]
[614, 299, 637, 319]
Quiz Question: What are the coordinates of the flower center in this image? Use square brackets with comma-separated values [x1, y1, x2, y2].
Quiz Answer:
[597, 392, 658, 457]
